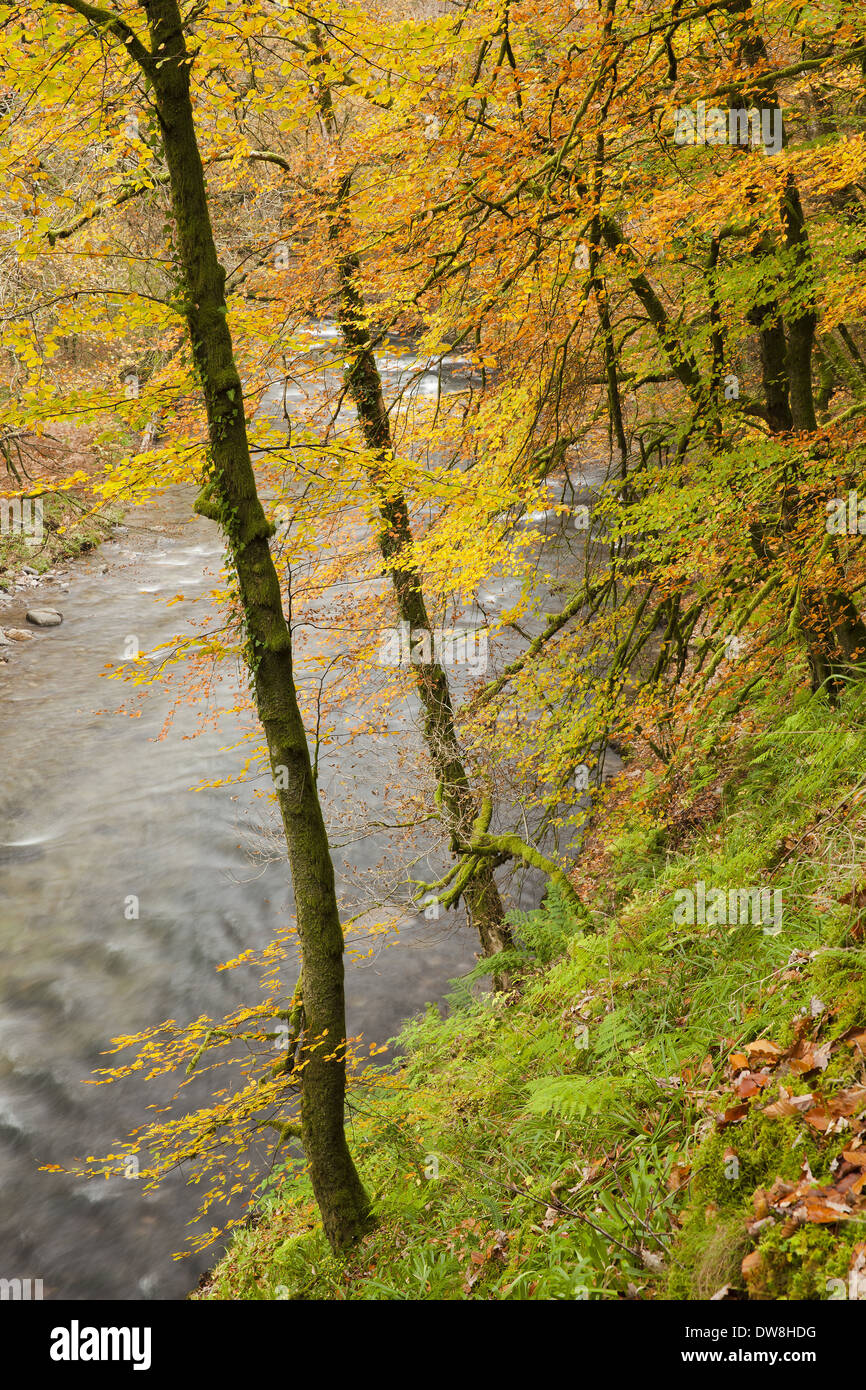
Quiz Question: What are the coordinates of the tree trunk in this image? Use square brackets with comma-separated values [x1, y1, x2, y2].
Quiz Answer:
[334, 246, 512, 957]
[111, 0, 372, 1252]
[305, 33, 511, 958]
[727, 0, 866, 692]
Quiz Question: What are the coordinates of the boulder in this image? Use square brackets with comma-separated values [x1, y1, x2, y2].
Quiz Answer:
[26, 608, 63, 627]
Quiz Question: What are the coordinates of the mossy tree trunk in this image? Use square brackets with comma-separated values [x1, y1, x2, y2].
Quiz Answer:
[54, 0, 372, 1253]
[307, 38, 511, 957]
[727, 0, 866, 693]
[334, 251, 511, 957]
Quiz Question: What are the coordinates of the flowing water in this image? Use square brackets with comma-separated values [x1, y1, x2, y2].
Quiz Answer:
[0, 340, 604, 1299]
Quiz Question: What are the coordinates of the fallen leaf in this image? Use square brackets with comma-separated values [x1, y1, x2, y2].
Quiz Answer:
[745, 1039, 784, 1065]
[741, 1251, 763, 1279]
[801, 1193, 852, 1222]
[804, 1105, 832, 1133]
[764, 1092, 814, 1119]
[736, 1074, 761, 1098]
[640, 1246, 665, 1274]
[667, 1163, 691, 1191]
[849, 1244, 866, 1300]
[718, 1103, 750, 1128]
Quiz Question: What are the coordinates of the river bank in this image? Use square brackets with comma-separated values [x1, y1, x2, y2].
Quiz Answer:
[0, 343, 599, 1298]
[198, 678, 866, 1301]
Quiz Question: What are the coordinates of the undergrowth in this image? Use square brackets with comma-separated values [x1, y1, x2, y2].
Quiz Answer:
[196, 676, 866, 1301]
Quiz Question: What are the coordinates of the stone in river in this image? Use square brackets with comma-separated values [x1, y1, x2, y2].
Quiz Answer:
[5, 628, 34, 640]
[26, 608, 63, 627]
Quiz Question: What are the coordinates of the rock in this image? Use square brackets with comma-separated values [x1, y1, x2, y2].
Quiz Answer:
[0, 629, 10, 644]
[21, 565, 38, 576]
[26, 608, 63, 627]
[5, 628, 34, 640]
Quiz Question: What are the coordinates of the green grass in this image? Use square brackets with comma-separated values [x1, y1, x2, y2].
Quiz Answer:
[196, 677, 866, 1301]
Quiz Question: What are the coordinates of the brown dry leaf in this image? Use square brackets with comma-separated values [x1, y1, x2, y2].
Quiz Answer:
[767, 1178, 797, 1209]
[729, 1052, 749, 1071]
[842, 1149, 866, 1168]
[741, 1251, 763, 1279]
[745, 1040, 785, 1065]
[805, 1105, 832, 1133]
[849, 1244, 866, 1300]
[752, 1189, 770, 1220]
[735, 1074, 761, 1098]
[667, 1163, 691, 1191]
[763, 1092, 814, 1119]
[736, 1069, 772, 1098]
[813, 1042, 833, 1072]
[832, 1086, 866, 1119]
[800, 1193, 853, 1223]
[789, 1092, 817, 1111]
[763, 1098, 799, 1119]
[718, 1103, 750, 1128]
[787, 1043, 815, 1075]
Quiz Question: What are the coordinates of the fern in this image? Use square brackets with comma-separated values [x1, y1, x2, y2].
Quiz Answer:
[524, 1073, 623, 1120]
[591, 1007, 641, 1064]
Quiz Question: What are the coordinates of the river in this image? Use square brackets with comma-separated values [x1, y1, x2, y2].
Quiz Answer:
[0, 337, 603, 1298]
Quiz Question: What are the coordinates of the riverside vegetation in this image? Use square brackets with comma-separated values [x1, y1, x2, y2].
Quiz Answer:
[195, 679, 866, 1300]
[3, 0, 866, 1302]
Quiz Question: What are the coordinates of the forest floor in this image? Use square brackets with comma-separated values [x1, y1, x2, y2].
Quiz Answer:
[195, 638, 866, 1302]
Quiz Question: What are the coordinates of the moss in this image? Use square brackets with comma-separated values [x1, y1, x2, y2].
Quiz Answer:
[752, 1222, 862, 1300]
[692, 1114, 822, 1210]
[810, 950, 866, 1035]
